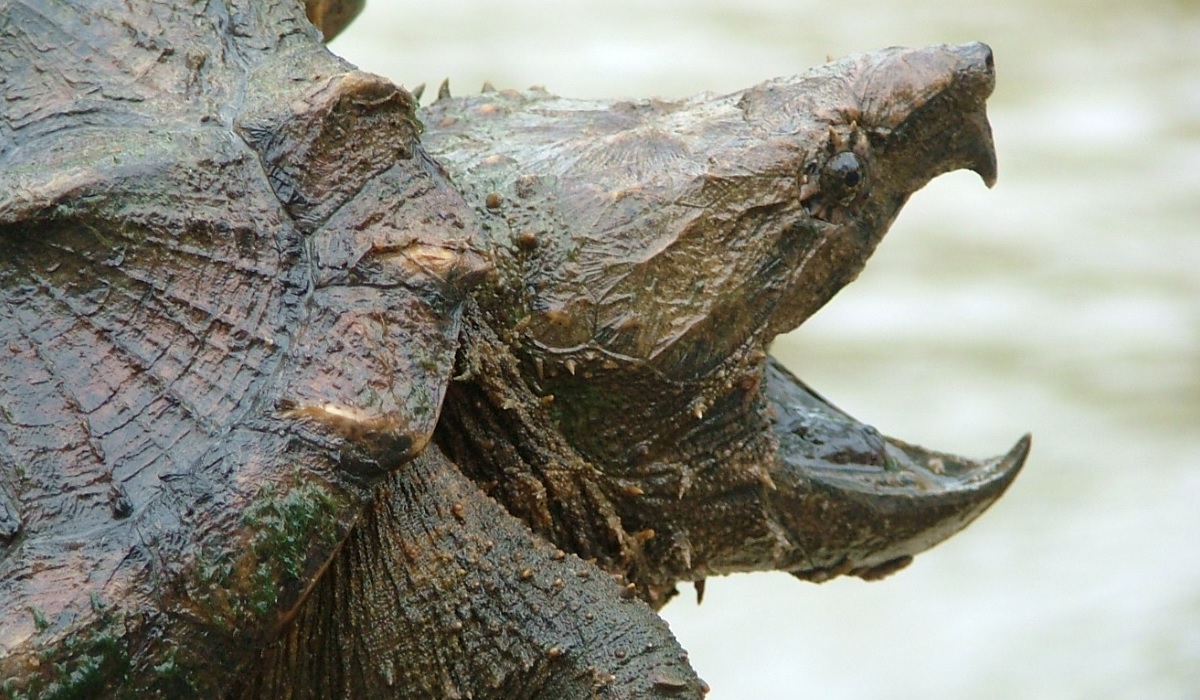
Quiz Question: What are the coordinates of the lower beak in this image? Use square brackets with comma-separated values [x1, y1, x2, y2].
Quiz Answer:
[763, 358, 1028, 581]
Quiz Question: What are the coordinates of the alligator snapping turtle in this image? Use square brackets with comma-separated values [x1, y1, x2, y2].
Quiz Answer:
[0, 1, 1027, 697]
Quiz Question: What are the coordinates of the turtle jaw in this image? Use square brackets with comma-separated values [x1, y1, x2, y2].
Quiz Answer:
[746, 44, 1015, 579]
[761, 358, 1029, 581]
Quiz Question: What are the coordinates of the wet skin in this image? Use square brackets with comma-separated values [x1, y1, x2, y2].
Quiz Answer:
[0, 1, 1024, 694]
[421, 42, 1025, 601]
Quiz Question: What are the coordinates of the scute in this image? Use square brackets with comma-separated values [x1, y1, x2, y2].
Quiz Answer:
[0, 0, 481, 694]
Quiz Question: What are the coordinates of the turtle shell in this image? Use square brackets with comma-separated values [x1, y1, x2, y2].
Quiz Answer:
[0, 1, 483, 693]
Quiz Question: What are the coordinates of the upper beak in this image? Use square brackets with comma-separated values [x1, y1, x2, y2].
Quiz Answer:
[964, 107, 998, 188]
[857, 41, 999, 191]
[943, 42, 999, 188]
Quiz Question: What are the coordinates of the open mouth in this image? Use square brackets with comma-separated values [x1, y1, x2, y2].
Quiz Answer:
[747, 42, 1027, 582]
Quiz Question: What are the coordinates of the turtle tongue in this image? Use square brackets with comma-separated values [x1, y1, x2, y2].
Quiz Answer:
[761, 358, 1028, 581]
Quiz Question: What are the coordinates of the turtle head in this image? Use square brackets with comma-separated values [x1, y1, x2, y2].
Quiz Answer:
[534, 42, 998, 376]
[427, 42, 1024, 597]
[450, 43, 997, 390]
[717, 41, 998, 342]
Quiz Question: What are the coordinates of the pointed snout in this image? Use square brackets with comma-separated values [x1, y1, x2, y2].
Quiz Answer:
[856, 42, 999, 190]
[943, 42, 999, 187]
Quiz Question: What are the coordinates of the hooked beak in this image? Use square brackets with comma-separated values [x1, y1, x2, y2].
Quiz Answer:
[961, 107, 998, 189]
[858, 41, 998, 190]
[763, 358, 1028, 581]
[948, 42, 1000, 188]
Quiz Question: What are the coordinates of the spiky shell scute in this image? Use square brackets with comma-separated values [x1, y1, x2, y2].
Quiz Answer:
[0, 1, 482, 694]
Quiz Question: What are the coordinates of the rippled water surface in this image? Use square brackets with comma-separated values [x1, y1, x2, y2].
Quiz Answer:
[334, 3, 1200, 697]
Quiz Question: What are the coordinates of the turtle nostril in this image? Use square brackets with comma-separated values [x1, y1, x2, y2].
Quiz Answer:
[968, 42, 995, 73]
[961, 42, 995, 75]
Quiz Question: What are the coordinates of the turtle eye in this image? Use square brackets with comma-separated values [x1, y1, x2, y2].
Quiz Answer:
[822, 151, 865, 200]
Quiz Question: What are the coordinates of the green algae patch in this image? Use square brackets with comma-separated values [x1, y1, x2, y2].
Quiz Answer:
[185, 475, 348, 633]
[2, 599, 205, 700]
[3, 606, 130, 700]
[242, 478, 343, 582]
[234, 477, 345, 618]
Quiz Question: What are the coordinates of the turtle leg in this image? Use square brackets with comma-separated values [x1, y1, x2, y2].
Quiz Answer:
[232, 443, 706, 700]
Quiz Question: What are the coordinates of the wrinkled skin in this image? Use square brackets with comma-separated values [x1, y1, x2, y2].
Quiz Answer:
[0, 2, 1026, 698]
[236, 42, 1027, 699]
[417, 47, 1026, 602]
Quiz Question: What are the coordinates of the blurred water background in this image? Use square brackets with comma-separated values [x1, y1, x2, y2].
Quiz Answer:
[332, 2, 1200, 697]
